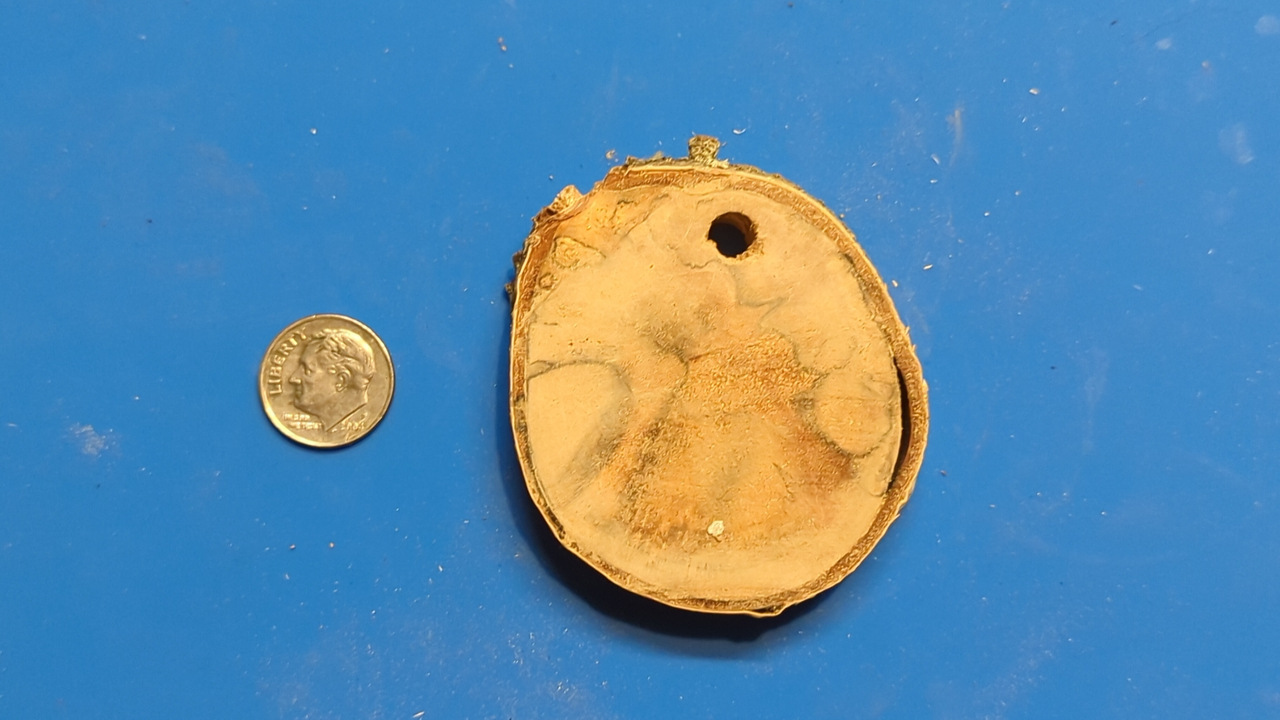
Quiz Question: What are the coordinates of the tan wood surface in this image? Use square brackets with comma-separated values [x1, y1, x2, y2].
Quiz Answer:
[510, 138, 928, 615]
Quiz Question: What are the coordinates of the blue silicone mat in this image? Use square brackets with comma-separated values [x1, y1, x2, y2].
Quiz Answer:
[2, 2, 1278, 718]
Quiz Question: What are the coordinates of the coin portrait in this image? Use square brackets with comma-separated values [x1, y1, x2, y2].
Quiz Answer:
[509, 136, 928, 616]
[259, 314, 394, 448]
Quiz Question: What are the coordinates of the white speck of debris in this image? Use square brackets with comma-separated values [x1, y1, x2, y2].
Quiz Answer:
[1155, 37, 1173, 50]
[1133, 284, 1144, 291]
[70, 423, 111, 456]
[5, 422, 16, 429]
[707, 520, 725, 539]
[310, 128, 318, 135]
[1257, 15, 1280, 35]
[931, 153, 941, 164]
[1028, 87, 1040, 95]
[732, 128, 746, 135]
[922, 264, 934, 271]
[137, 34, 147, 41]
[414, 713, 426, 719]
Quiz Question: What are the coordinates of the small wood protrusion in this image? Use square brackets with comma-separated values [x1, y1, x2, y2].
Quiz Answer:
[688, 135, 721, 164]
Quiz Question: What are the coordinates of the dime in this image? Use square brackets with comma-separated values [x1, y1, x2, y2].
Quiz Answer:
[509, 136, 928, 616]
[259, 314, 394, 448]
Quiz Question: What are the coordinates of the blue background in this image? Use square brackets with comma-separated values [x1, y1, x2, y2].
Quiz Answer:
[2, 2, 1278, 718]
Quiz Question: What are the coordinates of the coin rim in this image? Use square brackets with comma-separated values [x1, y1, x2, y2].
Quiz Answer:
[258, 313, 395, 449]
[510, 157, 930, 616]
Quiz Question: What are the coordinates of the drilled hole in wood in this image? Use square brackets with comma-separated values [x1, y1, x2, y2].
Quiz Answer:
[708, 212, 756, 257]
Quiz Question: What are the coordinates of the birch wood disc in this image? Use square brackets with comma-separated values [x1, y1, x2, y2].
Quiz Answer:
[509, 137, 928, 616]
